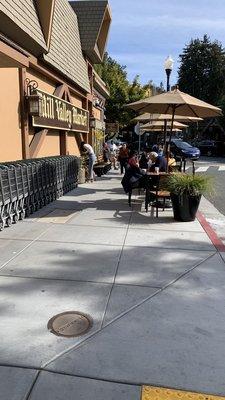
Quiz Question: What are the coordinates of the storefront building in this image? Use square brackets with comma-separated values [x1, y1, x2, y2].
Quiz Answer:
[0, 0, 111, 162]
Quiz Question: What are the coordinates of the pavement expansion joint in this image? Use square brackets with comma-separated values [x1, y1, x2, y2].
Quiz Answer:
[43, 251, 215, 369]
[142, 386, 225, 400]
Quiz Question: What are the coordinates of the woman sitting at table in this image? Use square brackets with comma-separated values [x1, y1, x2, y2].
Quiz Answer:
[148, 152, 167, 172]
[167, 152, 176, 171]
[121, 153, 147, 195]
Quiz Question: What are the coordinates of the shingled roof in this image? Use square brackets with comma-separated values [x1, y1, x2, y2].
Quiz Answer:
[0, 0, 91, 93]
[43, 0, 90, 93]
[0, 0, 47, 54]
[70, 1, 111, 64]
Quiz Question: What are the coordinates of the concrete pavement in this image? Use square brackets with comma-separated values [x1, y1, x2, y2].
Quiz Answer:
[0, 171, 224, 399]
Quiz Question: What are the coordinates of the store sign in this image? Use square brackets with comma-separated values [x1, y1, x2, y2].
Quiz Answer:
[32, 89, 89, 132]
[105, 122, 119, 135]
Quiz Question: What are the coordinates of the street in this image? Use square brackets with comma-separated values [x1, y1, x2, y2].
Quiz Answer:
[186, 156, 225, 216]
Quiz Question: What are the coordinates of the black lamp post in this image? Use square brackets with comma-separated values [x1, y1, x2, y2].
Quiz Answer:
[164, 56, 174, 168]
[164, 55, 174, 92]
[163, 56, 174, 145]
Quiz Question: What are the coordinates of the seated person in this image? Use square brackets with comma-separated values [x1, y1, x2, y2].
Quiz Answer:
[168, 151, 176, 171]
[148, 152, 167, 172]
[128, 153, 139, 167]
[121, 154, 148, 194]
[158, 144, 164, 156]
[152, 143, 159, 152]
[139, 151, 149, 169]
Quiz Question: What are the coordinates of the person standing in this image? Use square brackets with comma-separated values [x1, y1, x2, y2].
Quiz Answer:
[109, 140, 118, 169]
[80, 141, 96, 182]
[103, 142, 110, 162]
[118, 143, 129, 174]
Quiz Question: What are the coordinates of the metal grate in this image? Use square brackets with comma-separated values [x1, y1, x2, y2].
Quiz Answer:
[47, 311, 93, 338]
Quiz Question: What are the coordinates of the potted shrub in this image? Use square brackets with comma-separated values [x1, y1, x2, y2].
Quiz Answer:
[166, 173, 212, 222]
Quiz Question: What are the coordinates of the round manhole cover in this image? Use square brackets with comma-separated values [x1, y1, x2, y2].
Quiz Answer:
[47, 311, 92, 338]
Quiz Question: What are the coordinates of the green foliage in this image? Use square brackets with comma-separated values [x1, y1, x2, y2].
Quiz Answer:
[95, 53, 164, 129]
[165, 173, 213, 196]
[178, 35, 225, 106]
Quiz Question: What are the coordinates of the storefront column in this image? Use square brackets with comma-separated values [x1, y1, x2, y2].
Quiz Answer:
[29, 129, 48, 158]
[19, 68, 30, 159]
[60, 131, 68, 155]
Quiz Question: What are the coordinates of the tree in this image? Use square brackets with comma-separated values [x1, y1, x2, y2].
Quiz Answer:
[95, 53, 163, 130]
[178, 35, 225, 106]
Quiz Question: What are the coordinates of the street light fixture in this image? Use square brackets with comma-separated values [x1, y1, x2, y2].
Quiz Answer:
[164, 55, 174, 92]
[163, 56, 174, 156]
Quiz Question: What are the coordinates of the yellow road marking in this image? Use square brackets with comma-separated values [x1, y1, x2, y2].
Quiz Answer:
[142, 386, 225, 400]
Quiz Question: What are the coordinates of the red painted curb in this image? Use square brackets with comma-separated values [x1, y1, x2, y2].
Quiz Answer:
[197, 211, 225, 253]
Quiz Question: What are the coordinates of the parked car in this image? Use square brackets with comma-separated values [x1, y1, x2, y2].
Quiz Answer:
[170, 139, 200, 160]
[194, 140, 219, 157]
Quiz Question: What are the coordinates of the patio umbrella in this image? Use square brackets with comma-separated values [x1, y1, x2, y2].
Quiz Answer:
[133, 113, 203, 123]
[127, 88, 222, 143]
[149, 128, 182, 132]
[142, 120, 188, 130]
[127, 88, 222, 117]
[133, 112, 201, 149]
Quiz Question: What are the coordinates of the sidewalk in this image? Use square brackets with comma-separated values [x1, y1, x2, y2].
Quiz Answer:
[0, 170, 224, 399]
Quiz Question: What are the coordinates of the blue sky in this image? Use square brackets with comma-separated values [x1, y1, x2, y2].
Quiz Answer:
[107, 0, 225, 87]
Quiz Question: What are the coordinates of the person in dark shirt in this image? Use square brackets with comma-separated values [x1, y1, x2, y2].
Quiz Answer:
[139, 151, 149, 169]
[121, 154, 147, 194]
[118, 143, 129, 174]
[149, 151, 167, 172]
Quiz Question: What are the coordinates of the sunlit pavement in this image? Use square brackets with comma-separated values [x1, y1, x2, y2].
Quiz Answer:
[0, 170, 224, 399]
[186, 156, 225, 240]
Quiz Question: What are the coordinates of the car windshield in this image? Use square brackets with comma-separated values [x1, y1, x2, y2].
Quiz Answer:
[174, 141, 192, 150]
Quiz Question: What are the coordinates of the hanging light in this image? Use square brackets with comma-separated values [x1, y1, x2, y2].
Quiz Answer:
[27, 93, 42, 116]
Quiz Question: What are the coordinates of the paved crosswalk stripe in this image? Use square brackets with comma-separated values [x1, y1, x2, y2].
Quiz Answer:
[183, 165, 225, 173]
[195, 166, 208, 172]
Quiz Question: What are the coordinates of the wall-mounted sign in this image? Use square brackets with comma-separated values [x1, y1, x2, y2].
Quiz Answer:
[32, 89, 89, 132]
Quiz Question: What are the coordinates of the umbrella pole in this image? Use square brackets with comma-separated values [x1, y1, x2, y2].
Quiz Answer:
[163, 119, 167, 151]
[138, 131, 141, 155]
[166, 105, 176, 172]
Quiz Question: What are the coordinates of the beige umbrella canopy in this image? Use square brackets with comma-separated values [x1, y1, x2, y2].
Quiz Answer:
[133, 113, 203, 123]
[127, 88, 222, 118]
[149, 128, 182, 132]
[142, 120, 188, 130]
[127, 88, 222, 148]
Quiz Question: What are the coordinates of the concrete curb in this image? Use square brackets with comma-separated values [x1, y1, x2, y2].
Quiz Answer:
[198, 196, 225, 253]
